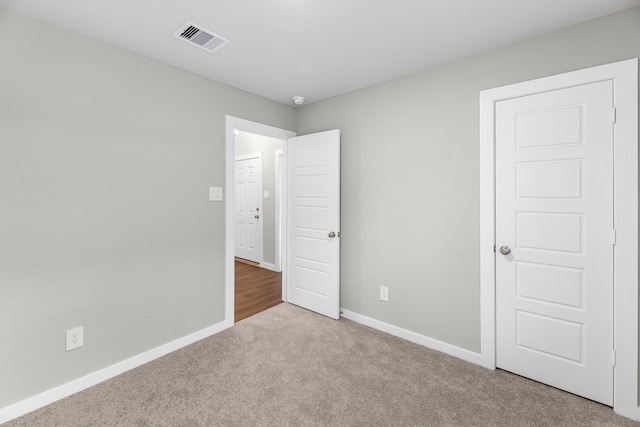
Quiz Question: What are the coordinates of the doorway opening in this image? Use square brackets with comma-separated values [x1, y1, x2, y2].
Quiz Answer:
[233, 130, 287, 321]
[225, 116, 296, 324]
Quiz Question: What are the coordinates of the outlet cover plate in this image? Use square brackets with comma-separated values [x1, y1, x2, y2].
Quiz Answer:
[380, 286, 389, 302]
[66, 326, 84, 351]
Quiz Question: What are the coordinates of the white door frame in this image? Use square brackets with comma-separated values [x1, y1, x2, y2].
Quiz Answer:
[225, 116, 295, 325]
[479, 59, 638, 419]
[275, 148, 284, 275]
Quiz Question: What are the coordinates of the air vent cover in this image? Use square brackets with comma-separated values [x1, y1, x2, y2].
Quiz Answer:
[173, 21, 229, 53]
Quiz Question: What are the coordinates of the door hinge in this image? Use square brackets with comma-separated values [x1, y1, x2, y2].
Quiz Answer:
[612, 350, 617, 367]
[610, 108, 617, 124]
[612, 229, 617, 245]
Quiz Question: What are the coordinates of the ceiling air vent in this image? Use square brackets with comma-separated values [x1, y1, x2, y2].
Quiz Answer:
[173, 21, 229, 53]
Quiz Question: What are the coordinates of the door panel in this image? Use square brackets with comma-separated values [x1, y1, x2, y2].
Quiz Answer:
[496, 81, 614, 405]
[515, 262, 583, 307]
[516, 311, 583, 362]
[515, 105, 583, 149]
[516, 212, 583, 252]
[235, 155, 263, 263]
[287, 130, 340, 319]
[516, 159, 583, 198]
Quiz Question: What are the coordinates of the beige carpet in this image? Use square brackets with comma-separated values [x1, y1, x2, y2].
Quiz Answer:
[6, 303, 639, 426]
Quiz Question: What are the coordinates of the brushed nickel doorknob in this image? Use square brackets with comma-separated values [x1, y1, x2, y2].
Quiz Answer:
[328, 231, 336, 238]
[499, 246, 511, 255]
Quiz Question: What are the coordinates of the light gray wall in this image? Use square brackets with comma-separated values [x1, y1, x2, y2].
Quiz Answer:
[295, 7, 640, 352]
[234, 132, 283, 265]
[0, 8, 294, 408]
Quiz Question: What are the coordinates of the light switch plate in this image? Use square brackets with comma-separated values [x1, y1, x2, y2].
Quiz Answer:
[209, 187, 223, 201]
[263, 190, 270, 199]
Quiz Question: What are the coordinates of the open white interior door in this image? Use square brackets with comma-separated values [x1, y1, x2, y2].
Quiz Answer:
[286, 130, 340, 319]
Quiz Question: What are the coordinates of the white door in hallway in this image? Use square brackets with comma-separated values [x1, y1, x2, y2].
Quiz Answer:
[495, 81, 614, 405]
[235, 154, 263, 263]
[287, 130, 340, 319]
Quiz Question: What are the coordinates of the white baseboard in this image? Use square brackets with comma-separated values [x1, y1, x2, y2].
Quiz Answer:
[0, 319, 233, 425]
[340, 309, 483, 366]
[260, 262, 281, 272]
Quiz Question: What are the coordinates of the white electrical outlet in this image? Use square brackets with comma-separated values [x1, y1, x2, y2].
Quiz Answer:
[380, 286, 389, 302]
[66, 326, 84, 351]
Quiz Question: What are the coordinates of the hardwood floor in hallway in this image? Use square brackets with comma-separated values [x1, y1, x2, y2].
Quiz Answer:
[234, 260, 282, 322]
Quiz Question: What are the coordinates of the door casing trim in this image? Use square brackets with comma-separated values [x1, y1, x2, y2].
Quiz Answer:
[479, 58, 638, 419]
[225, 116, 295, 324]
[275, 148, 284, 275]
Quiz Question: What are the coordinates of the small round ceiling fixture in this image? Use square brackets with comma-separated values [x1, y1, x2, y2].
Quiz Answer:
[292, 96, 306, 105]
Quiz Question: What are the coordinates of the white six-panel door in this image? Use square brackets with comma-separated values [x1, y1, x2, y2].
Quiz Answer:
[287, 130, 340, 319]
[235, 154, 263, 263]
[495, 81, 614, 405]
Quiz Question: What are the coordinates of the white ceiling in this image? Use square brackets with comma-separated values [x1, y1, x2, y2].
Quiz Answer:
[1, 0, 639, 106]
